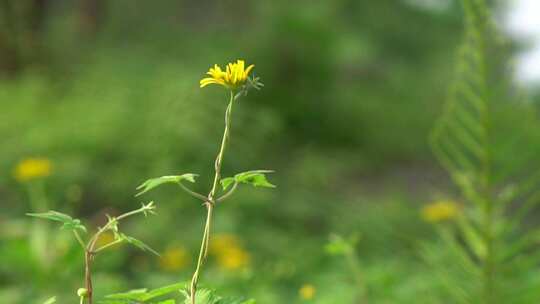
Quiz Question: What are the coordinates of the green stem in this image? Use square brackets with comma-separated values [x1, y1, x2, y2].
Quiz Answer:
[190, 91, 235, 304]
[84, 250, 94, 304]
[216, 182, 238, 203]
[178, 182, 207, 201]
[27, 181, 50, 268]
[345, 250, 367, 302]
[465, 0, 495, 300]
[73, 230, 86, 249]
[93, 239, 124, 253]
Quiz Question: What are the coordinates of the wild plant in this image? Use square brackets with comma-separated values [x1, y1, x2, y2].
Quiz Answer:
[136, 59, 273, 304]
[426, 0, 540, 303]
[28, 203, 159, 304]
[325, 234, 367, 303]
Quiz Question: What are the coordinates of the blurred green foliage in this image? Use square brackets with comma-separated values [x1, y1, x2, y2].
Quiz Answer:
[1, 0, 540, 303]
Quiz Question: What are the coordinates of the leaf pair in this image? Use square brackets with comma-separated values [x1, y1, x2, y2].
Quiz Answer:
[136, 170, 275, 196]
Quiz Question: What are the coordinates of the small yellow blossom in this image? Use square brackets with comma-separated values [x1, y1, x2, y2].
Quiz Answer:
[299, 284, 316, 300]
[14, 158, 52, 182]
[210, 234, 241, 254]
[160, 245, 190, 272]
[210, 234, 250, 271]
[216, 246, 250, 271]
[421, 200, 460, 223]
[200, 59, 255, 89]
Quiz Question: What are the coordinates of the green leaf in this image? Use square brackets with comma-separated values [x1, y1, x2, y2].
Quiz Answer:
[325, 234, 358, 256]
[182, 289, 221, 304]
[220, 177, 235, 191]
[218, 298, 256, 304]
[221, 170, 275, 190]
[43, 297, 57, 304]
[101, 282, 186, 303]
[27, 211, 87, 233]
[140, 282, 185, 301]
[136, 174, 198, 196]
[116, 232, 160, 256]
[102, 288, 148, 302]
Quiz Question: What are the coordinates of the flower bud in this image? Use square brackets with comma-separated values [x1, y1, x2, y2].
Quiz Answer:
[77, 288, 88, 298]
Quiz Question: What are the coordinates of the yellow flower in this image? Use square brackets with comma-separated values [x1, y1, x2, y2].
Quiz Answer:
[421, 200, 460, 223]
[216, 246, 250, 271]
[160, 245, 190, 272]
[14, 158, 52, 182]
[299, 284, 316, 300]
[210, 233, 241, 254]
[200, 59, 255, 89]
[210, 234, 250, 271]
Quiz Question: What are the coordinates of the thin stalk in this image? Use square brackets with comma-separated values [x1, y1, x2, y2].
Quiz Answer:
[178, 182, 207, 201]
[94, 239, 124, 253]
[190, 91, 235, 304]
[345, 250, 367, 302]
[73, 230, 86, 249]
[474, 7, 495, 301]
[84, 250, 94, 304]
[27, 182, 49, 267]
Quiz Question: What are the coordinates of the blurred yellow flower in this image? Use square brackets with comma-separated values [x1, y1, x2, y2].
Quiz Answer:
[421, 200, 460, 223]
[160, 245, 190, 272]
[200, 60, 254, 89]
[210, 233, 250, 271]
[210, 233, 241, 254]
[14, 158, 52, 182]
[216, 246, 250, 271]
[299, 284, 316, 300]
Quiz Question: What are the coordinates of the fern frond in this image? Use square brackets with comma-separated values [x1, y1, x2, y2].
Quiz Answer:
[428, 0, 540, 303]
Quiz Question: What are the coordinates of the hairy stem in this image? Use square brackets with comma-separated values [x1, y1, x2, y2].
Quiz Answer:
[84, 250, 94, 304]
[190, 91, 235, 304]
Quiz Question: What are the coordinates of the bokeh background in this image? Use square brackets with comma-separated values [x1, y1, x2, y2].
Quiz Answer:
[1, 0, 539, 303]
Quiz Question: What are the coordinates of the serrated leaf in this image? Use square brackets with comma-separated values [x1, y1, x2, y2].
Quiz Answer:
[221, 170, 275, 190]
[101, 283, 185, 304]
[183, 289, 221, 304]
[140, 282, 185, 301]
[118, 233, 160, 256]
[136, 174, 198, 196]
[103, 288, 148, 301]
[27, 211, 87, 233]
